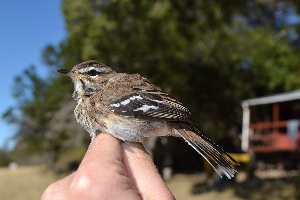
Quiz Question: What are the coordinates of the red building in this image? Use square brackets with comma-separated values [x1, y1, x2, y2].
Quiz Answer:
[241, 90, 300, 154]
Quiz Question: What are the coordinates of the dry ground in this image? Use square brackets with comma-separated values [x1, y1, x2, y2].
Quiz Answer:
[166, 171, 299, 200]
[0, 165, 62, 200]
[0, 165, 298, 200]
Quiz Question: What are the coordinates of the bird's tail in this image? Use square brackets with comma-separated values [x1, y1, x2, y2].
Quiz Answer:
[172, 123, 238, 179]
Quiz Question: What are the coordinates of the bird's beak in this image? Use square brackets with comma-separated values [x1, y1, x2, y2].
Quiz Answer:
[57, 69, 87, 78]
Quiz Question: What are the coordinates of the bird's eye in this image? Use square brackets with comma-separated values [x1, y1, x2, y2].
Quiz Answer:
[87, 70, 99, 76]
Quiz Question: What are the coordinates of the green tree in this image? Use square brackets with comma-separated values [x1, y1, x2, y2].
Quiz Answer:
[60, 0, 300, 139]
[4, 0, 300, 169]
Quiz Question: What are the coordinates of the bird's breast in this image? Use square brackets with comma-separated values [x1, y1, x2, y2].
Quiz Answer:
[101, 113, 169, 142]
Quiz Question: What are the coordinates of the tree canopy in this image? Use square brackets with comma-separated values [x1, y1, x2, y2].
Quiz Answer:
[3, 0, 300, 169]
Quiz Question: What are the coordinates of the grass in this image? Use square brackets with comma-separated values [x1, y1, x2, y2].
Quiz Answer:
[0, 165, 298, 200]
[167, 170, 299, 200]
[0, 165, 62, 200]
[166, 173, 244, 200]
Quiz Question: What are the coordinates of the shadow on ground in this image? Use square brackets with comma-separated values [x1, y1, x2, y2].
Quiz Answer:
[192, 175, 300, 200]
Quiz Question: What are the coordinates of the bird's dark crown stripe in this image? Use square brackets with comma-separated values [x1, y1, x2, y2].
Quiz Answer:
[77, 61, 101, 69]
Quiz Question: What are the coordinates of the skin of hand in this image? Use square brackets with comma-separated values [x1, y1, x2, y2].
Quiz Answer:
[41, 133, 175, 200]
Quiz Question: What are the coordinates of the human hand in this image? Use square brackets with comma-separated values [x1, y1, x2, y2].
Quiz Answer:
[41, 133, 174, 200]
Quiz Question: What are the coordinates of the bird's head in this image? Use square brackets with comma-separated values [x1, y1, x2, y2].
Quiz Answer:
[58, 60, 116, 100]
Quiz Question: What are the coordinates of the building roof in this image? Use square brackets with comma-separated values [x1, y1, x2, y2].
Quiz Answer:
[241, 90, 300, 108]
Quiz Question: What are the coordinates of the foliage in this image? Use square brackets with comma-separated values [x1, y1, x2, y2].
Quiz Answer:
[3, 0, 300, 168]
[0, 149, 12, 167]
[60, 0, 300, 139]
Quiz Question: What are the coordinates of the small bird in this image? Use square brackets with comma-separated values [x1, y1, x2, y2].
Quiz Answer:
[58, 60, 238, 178]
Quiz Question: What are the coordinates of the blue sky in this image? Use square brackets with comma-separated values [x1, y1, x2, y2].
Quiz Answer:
[0, 0, 65, 149]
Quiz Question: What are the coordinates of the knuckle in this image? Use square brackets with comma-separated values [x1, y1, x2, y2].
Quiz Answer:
[41, 183, 61, 200]
[69, 168, 93, 192]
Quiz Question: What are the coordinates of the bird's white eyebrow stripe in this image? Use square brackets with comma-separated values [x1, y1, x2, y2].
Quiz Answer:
[78, 67, 103, 73]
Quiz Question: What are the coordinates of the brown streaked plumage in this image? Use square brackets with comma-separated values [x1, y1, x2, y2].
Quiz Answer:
[58, 60, 238, 178]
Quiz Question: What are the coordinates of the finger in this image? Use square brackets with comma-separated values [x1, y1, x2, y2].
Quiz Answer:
[122, 142, 175, 200]
[75, 133, 124, 189]
[69, 133, 140, 199]
[80, 133, 123, 167]
[42, 134, 141, 200]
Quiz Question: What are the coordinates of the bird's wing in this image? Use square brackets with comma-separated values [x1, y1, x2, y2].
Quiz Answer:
[107, 88, 238, 178]
[107, 89, 195, 124]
